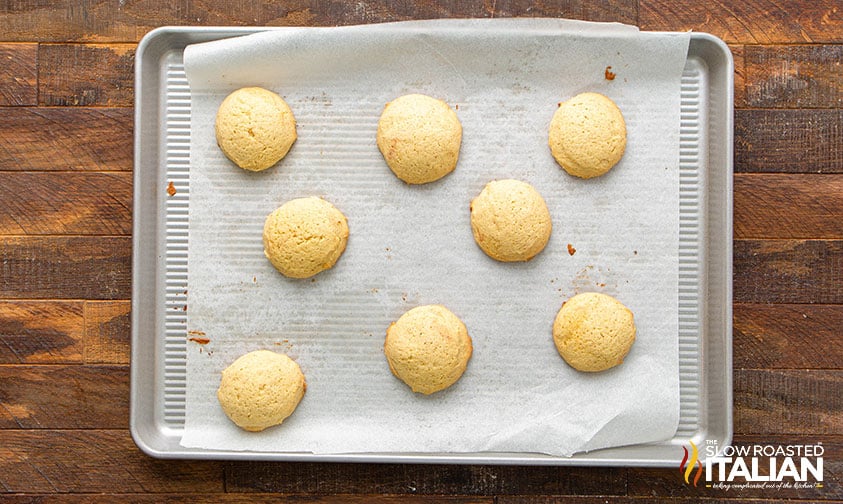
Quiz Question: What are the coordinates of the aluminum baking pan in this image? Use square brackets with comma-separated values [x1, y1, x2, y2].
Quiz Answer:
[131, 25, 732, 466]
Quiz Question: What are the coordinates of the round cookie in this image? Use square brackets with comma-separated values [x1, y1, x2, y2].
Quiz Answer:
[263, 197, 349, 279]
[384, 305, 472, 395]
[217, 350, 306, 432]
[552, 292, 636, 372]
[215, 87, 297, 172]
[376, 93, 462, 184]
[469, 179, 552, 262]
[548, 92, 627, 179]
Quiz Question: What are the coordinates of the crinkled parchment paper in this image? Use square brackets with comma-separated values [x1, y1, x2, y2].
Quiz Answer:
[180, 19, 690, 457]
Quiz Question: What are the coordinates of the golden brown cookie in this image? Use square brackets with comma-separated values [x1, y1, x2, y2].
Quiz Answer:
[215, 87, 297, 172]
[470, 179, 552, 262]
[548, 92, 626, 179]
[263, 197, 349, 279]
[217, 349, 306, 432]
[552, 292, 636, 372]
[384, 305, 472, 395]
[376, 93, 462, 184]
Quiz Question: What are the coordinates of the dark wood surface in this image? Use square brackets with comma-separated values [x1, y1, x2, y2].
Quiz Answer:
[1, 1, 841, 502]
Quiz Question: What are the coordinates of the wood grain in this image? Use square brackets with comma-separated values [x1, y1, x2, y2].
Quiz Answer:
[0, 429, 223, 493]
[0, 2, 839, 502]
[627, 436, 841, 500]
[582, 0, 637, 25]
[84, 301, 130, 364]
[0, 495, 493, 503]
[0, 108, 133, 171]
[0, 1, 637, 42]
[735, 370, 843, 436]
[745, 45, 843, 108]
[0, 43, 37, 106]
[225, 462, 627, 495]
[734, 240, 843, 304]
[499, 499, 832, 504]
[0, 236, 131, 300]
[640, 0, 843, 44]
[734, 174, 843, 239]
[38, 44, 135, 106]
[0, 365, 127, 429]
[734, 304, 843, 370]
[730, 44, 746, 108]
[0, 301, 83, 364]
[735, 109, 843, 174]
[0, 172, 132, 235]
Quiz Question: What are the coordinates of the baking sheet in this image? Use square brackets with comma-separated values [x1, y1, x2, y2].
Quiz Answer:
[178, 19, 690, 457]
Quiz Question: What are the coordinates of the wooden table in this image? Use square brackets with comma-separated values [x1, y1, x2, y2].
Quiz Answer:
[0, 2, 841, 502]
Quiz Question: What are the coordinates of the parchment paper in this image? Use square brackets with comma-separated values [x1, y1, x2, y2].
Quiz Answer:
[180, 19, 690, 457]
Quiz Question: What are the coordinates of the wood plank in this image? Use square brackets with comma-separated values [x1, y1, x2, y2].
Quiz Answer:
[745, 45, 843, 108]
[0, 301, 83, 364]
[734, 304, 843, 370]
[736, 370, 843, 436]
[0, 236, 131, 300]
[0, 430, 223, 493]
[0, 495, 493, 503]
[0, 365, 127, 428]
[735, 109, 843, 174]
[730, 44, 746, 108]
[84, 301, 130, 364]
[0, 172, 132, 235]
[0, 108, 133, 171]
[8, 497, 494, 504]
[627, 436, 841, 499]
[0, 43, 37, 106]
[734, 174, 843, 239]
[498, 499, 635, 504]
[733, 240, 843, 304]
[225, 461, 627, 495]
[38, 44, 135, 106]
[640, 0, 843, 44]
[0, 2, 637, 42]
[582, 0, 637, 25]
[499, 498, 833, 504]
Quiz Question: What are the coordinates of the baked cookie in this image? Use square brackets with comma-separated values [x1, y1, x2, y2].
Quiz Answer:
[384, 305, 472, 395]
[470, 179, 552, 262]
[552, 292, 636, 372]
[217, 350, 306, 432]
[376, 93, 462, 184]
[215, 87, 297, 172]
[263, 197, 349, 279]
[548, 92, 626, 179]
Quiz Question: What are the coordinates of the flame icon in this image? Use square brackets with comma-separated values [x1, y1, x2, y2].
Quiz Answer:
[679, 440, 703, 486]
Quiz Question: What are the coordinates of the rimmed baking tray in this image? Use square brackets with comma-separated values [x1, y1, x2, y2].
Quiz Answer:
[131, 25, 732, 466]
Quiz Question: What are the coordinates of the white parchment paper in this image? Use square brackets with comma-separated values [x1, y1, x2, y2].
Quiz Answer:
[180, 19, 690, 457]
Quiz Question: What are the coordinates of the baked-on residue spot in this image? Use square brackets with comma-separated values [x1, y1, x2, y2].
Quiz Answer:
[166, 181, 177, 196]
[188, 330, 209, 345]
[567, 243, 577, 256]
[605, 66, 616, 80]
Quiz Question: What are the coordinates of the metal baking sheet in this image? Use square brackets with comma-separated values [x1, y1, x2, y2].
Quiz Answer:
[131, 25, 733, 466]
